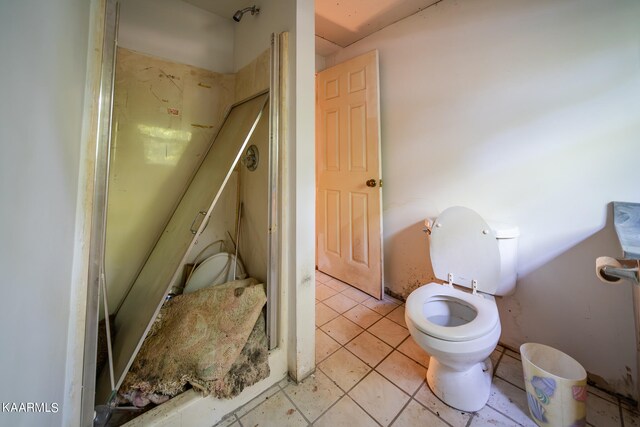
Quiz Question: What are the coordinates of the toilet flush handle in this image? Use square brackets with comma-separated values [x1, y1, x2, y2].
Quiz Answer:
[423, 219, 432, 235]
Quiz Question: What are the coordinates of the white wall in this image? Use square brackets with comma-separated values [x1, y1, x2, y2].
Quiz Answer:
[324, 0, 640, 398]
[315, 54, 326, 72]
[118, 0, 235, 73]
[234, 0, 317, 381]
[0, 1, 91, 425]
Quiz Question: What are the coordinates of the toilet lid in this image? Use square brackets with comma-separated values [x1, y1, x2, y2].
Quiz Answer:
[406, 283, 499, 341]
[430, 206, 500, 294]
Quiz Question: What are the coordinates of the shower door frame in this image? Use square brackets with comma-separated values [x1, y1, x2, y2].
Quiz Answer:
[81, 0, 283, 421]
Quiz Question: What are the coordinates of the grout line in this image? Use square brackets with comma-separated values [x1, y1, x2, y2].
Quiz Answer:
[464, 413, 476, 427]
[280, 386, 313, 426]
[319, 280, 507, 426]
[494, 374, 526, 392]
[485, 403, 529, 427]
[314, 276, 624, 427]
[390, 377, 461, 427]
[491, 346, 505, 379]
[319, 281, 468, 426]
[315, 363, 384, 427]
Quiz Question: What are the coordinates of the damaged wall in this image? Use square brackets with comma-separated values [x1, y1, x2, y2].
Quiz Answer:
[323, 0, 640, 398]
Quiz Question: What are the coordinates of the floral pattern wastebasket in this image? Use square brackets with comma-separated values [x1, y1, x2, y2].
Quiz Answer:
[520, 343, 587, 427]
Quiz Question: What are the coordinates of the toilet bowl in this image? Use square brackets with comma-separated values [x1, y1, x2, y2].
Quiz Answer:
[404, 206, 519, 412]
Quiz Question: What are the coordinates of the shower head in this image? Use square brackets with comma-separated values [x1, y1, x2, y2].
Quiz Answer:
[233, 6, 259, 22]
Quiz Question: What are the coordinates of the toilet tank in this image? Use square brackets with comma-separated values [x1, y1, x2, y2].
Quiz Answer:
[488, 221, 520, 296]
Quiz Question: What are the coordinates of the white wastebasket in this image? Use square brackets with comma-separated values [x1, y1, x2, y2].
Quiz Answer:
[520, 343, 587, 426]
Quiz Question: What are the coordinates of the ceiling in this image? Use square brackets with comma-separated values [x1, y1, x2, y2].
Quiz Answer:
[182, 0, 440, 55]
[316, 0, 439, 49]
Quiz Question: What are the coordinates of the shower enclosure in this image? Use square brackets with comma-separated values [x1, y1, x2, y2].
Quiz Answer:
[83, 0, 284, 423]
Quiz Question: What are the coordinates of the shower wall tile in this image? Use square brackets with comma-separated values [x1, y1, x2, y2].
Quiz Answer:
[105, 48, 236, 312]
[235, 48, 270, 103]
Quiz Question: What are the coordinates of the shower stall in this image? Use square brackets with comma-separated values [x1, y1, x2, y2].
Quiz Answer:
[84, 0, 286, 424]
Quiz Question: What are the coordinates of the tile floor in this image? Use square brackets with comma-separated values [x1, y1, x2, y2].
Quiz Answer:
[216, 272, 640, 427]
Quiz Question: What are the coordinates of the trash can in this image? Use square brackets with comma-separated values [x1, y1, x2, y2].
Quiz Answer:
[520, 343, 587, 427]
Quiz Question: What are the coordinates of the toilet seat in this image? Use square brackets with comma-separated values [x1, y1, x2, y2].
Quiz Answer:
[406, 283, 498, 342]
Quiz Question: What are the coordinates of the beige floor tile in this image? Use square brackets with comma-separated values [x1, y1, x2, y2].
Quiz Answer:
[386, 305, 406, 327]
[325, 277, 351, 292]
[487, 377, 537, 427]
[397, 336, 430, 367]
[346, 331, 393, 367]
[342, 287, 371, 303]
[376, 351, 427, 395]
[363, 296, 398, 315]
[316, 283, 338, 301]
[587, 393, 622, 426]
[283, 370, 343, 423]
[318, 348, 371, 392]
[320, 316, 363, 345]
[235, 384, 281, 417]
[495, 353, 525, 390]
[469, 405, 517, 427]
[349, 371, 410, 426]
[316, 302, 339, 326]
[391, 400, 448, 426]
[316, 270, 333, 283]
[344, 304, 383, 329]
[314, 396, 379, 427]
[624, 407, 640, 427]
[323, 293, 359, 314]
[368, 317, 409, 347]
[316, 328, 341, 363]
[414, 382, 472, 426]
[239, 390, 308, 427]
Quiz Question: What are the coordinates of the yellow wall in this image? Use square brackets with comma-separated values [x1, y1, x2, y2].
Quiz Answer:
[105, 48, 235, 312]
[236, 50, 271, 283]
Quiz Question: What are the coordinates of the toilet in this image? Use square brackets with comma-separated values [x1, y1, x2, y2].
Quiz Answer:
[405, 206, 519, 412]
[183, 252, 247, 294]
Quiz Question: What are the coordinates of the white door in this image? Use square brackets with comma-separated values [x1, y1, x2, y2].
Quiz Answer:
[316, 50, 383, 299]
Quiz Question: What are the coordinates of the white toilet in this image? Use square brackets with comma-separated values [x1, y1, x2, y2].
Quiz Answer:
[405, 206, 519, 412]
[183, 252, 247, 294]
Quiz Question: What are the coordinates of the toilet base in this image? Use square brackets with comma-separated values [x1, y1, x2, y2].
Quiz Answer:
[426, 357, 493, 412]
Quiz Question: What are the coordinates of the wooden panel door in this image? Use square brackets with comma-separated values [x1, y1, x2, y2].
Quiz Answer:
[316, 50, 383, 299]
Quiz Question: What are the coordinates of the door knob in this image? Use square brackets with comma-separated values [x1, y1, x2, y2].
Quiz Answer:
[366, 179, 377, 188]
